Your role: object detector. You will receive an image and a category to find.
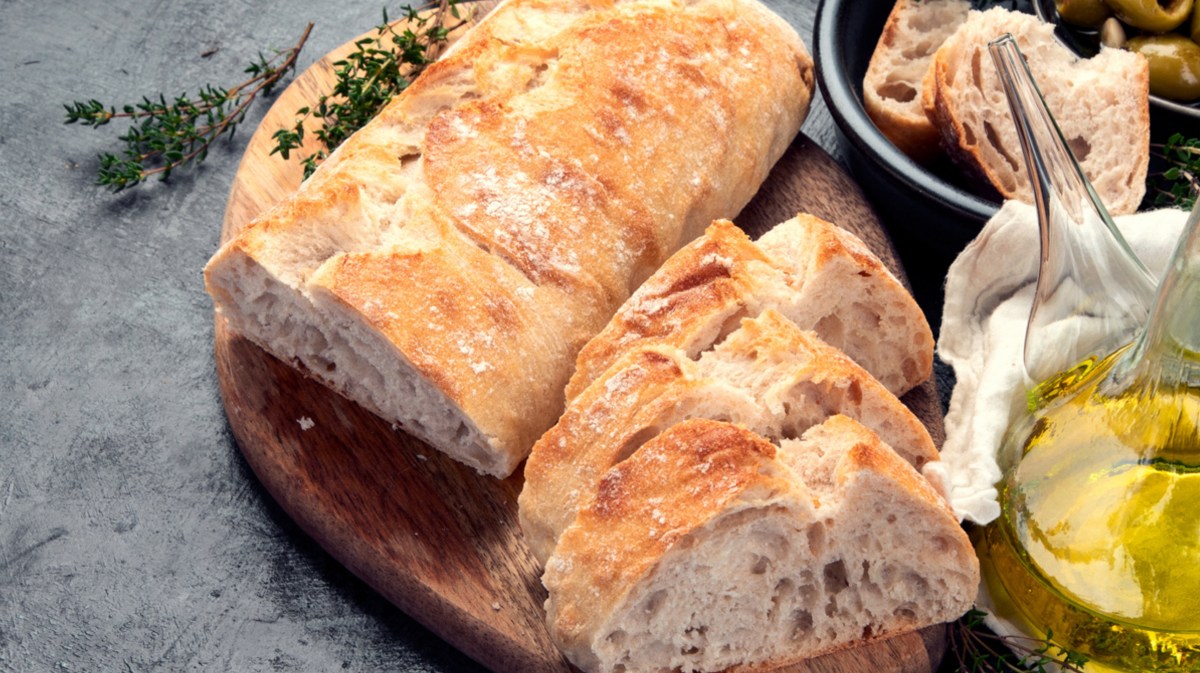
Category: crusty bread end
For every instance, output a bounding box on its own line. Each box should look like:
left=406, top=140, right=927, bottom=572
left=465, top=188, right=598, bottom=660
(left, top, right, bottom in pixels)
left=864, top=0, right=971, bottom=163
left=565, top=215, right=934, bottom=404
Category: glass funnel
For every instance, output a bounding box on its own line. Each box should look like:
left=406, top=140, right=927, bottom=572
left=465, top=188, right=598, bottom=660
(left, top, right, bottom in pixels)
left=988, top=35, right=1158, bottom=386
left=979, top=35, right=1200, bottom=672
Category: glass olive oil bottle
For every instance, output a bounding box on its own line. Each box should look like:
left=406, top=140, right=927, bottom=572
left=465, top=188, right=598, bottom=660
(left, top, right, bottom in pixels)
left=979, top=36, right=1200, bottom=672
left=982, top=341, right=1200, bottom=670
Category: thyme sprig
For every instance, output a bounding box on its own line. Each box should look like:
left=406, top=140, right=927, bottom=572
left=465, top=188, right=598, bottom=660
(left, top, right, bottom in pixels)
left=64, top=23, right=313, bottom=192
left=1150, top=133, right=1200, bottom=210
left=950, top=609, right=1090, bottom=673
left=270, top=0, right=469, bottom=179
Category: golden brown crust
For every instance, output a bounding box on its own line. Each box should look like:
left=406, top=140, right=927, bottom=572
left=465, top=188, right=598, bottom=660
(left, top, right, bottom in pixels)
left=563, top=219, right=763, bottom=401
left=543, top=415, right=978, bottom=673
left=565, top=214, right=934, bottom=403
left=308, top=220, right=590, bottom=462
left=521, top=308, right=939, bottom=565
left=545, top=419, right=797, bottom=649
left=521, top=346, right=705, bottom=560
left=204, top=0, right=814, bottom=475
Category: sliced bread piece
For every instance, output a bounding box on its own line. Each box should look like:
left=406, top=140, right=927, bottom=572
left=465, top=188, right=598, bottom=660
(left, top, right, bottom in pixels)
left=543, top=416, right=979, bottom=673
left=923, top=7, right=1149, bottom=214
left=520, top=309, right=938, bottom=565
left=564, top=215, right=933, bottom=403
left=863, top=0, right=971, bottom=162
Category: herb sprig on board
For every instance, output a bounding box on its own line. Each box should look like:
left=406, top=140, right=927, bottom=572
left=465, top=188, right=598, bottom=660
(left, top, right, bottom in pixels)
left=949, top=609, right=1089, bottom=673
left=1150, top=133, right=1200, bottom=210
left=63, top=23, right=314, bottom=192
left=270, top=0, right=470, bottom=179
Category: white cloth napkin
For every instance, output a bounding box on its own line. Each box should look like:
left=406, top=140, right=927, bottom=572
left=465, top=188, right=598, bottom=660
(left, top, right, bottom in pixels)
left=926, top=200, right=1189, bottom=525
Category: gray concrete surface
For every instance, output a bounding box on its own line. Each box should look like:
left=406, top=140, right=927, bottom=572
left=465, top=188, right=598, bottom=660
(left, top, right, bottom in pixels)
left=0, top=1, right=907, bottom=671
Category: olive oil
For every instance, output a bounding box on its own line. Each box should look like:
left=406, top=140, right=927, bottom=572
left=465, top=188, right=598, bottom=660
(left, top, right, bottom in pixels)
left=981, top=349, right=1200, bottom=672
left=983, top=35, right=1200, bottom=673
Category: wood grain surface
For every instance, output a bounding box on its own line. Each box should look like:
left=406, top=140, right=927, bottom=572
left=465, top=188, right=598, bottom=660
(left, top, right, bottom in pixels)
left=213, top=14, right=948, bottom=673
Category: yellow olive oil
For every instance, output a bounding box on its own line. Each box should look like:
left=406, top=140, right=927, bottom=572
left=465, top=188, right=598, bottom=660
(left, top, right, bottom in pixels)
left=981, top=349, right=1200, bottom=672
left=983, top=31, right=1200, bottom=672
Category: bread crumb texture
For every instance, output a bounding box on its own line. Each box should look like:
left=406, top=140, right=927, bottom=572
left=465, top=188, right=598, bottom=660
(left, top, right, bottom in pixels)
left=542, top=418, right=977, bottom=673
left=863, top=0, right=970, bottom=161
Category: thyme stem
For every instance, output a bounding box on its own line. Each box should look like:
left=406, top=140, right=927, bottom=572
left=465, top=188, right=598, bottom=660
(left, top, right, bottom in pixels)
left=270, top=1, right=469, bottom=179
left=949, top=609, right=1089, bottom=673
left=64, top=22, right=313, bottom=192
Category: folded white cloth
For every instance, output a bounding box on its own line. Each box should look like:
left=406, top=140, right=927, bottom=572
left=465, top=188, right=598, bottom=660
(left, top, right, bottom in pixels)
left=928, top=200, right=1188, bottom=525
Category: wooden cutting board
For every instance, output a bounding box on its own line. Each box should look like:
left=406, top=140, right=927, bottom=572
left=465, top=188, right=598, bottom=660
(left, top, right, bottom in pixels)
left=213, top=12, right=950, bottom=673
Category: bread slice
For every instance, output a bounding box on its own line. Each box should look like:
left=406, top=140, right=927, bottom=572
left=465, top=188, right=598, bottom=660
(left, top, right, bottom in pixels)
left=204, top=0, right=814, bottom=477
left=923, top=7, right=1149, bottom=214
left=863, top=0, right=970, bottom=162
left=520, top=310, right=938, bottom=565
left=565, top=215, right=934, bottom=403
left=543, top=416, right=979, bottom=673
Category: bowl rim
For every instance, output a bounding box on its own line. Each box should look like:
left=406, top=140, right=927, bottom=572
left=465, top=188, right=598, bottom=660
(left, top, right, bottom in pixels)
left=813, top=0, right=1000, bottom=224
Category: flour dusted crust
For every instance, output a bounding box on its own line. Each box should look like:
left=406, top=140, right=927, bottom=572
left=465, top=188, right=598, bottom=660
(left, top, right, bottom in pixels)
left=520, top=309, right=938, bottom=565
left=542, top=417, right=978, bottom=673
left=564, top=215, right=934, bottom=403
left=204, top=0, right=814, bottom=476
left=923, top=7, right=1149, bottom=214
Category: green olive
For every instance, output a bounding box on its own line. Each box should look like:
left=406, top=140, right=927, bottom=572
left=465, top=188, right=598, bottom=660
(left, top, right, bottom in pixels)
left=1126, top=34, right=1200, bottom=101
left=1057, top=0, right=1113, bottom=26
left=1104, top=0, right=1193, bottom=32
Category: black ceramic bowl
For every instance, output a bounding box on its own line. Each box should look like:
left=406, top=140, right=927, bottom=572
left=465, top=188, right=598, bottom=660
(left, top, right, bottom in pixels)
left=815, top=0, right=1195, bottom=317
left=813, top=0, right=1012, bottom=317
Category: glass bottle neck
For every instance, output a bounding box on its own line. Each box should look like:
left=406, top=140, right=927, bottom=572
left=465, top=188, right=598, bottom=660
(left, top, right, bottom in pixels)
left=1113, top=202, right=1200, bottom=390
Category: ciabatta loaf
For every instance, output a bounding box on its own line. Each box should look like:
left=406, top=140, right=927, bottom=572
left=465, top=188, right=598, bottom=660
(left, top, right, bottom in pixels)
left=543, top=416, right=978, bottom=673
left=863, top=0, right=970, bottom=162
left=923, top=7, right=1149, bottom=214
left=520, top=310, right=938, bottom=565
left=204, top=0, right=814, bottom=477
left=564, top=216, right=933, bottom=403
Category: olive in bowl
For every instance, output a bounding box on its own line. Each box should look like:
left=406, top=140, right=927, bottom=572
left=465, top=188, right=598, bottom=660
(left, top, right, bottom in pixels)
left=1126, top=34, right=1200, bottom=101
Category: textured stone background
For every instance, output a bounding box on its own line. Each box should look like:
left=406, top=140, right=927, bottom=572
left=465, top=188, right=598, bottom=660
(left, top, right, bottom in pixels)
left=0, top=1, right=947, bottom=672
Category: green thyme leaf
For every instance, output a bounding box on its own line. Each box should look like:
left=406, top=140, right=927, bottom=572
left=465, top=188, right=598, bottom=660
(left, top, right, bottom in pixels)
left=64, top=22, right=313, bottom=192
left=273, top=0, right=470, bottom=180
left=949, top=608, right=1089, bottom=673
left=1150, top=133, right=1200, bottom=210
